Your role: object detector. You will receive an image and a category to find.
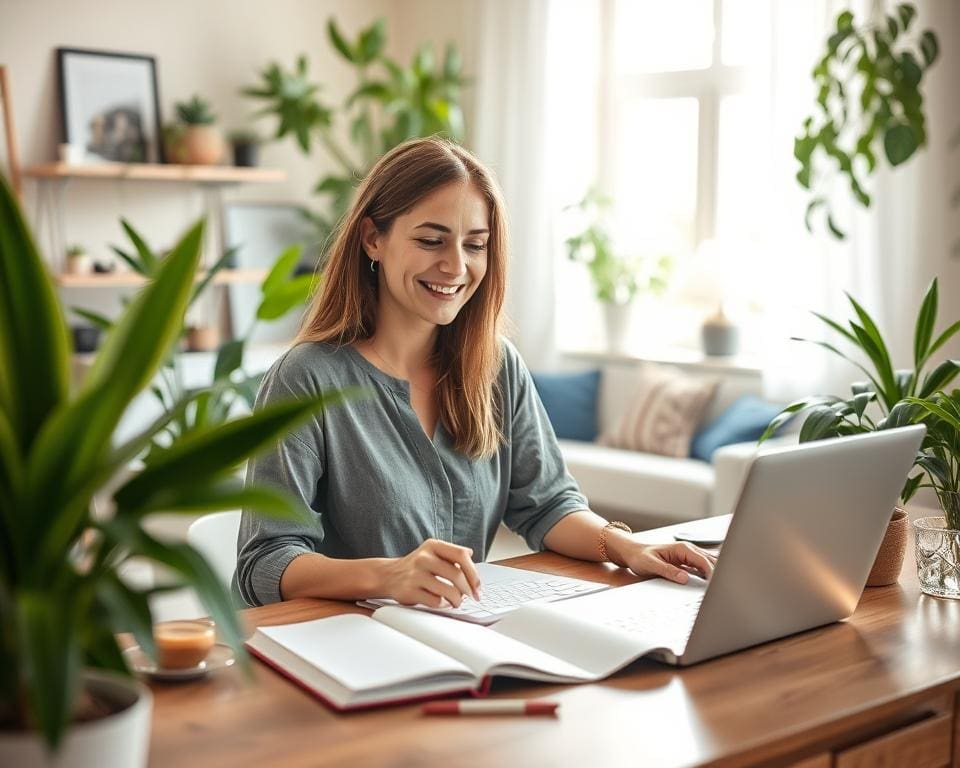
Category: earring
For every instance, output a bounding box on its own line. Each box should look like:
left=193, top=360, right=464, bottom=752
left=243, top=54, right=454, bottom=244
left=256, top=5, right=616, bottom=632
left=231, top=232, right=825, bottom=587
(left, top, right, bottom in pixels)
left=369, top=258, right=378, bottom=273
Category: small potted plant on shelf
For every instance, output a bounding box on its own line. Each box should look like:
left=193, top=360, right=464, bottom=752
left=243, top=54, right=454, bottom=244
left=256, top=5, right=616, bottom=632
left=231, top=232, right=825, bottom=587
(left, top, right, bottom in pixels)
left=171, top=94, right=224, bottom=165
left=760, top=279, right=960, bottom=585
left=564, top=187, right=672, bottom=353
left=227, top=129, right=262, bottom=167
left=65, top=243, right=93, bottom=275
left=902, top=390, right=960, bottom=598
left=0, top=172, right=346, bottom=767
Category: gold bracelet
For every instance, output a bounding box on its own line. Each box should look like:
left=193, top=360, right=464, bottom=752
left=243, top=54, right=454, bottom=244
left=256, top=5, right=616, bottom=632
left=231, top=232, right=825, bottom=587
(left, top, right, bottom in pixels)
left=598, top=521, right=632, bottom=566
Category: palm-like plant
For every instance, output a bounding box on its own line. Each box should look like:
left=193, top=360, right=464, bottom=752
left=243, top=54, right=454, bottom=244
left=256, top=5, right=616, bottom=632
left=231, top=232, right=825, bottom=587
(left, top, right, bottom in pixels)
left=761, top=279, right=960, bottom=503
left=903, top=390, right=960, bottom=530
left=0, top=173, right=353, bottom=750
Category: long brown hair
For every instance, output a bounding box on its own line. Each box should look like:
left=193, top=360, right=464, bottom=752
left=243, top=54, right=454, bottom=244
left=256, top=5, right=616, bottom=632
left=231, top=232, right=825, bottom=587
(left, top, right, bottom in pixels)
left=296, top=137, right=508, bottom=459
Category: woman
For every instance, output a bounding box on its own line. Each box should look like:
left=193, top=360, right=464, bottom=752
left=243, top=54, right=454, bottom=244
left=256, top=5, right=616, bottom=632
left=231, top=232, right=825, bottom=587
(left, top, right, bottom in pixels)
left=235, top=137, right=716, bottom=608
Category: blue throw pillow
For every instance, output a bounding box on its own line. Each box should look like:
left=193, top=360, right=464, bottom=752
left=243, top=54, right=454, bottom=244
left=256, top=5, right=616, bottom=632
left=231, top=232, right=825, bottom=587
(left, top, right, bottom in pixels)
left=690, top=395, right=785, bottom=462
left=531, top=369, right=601, bottom=442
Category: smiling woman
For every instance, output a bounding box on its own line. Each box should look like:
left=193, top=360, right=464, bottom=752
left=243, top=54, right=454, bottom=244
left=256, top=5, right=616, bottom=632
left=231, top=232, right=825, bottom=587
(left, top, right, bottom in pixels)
left=234, top=137, right=717, bottom=610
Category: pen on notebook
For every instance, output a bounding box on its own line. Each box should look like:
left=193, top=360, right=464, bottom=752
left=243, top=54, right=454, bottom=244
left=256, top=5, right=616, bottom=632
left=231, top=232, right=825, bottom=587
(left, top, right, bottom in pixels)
left=422, top=700, right=559, bottom=716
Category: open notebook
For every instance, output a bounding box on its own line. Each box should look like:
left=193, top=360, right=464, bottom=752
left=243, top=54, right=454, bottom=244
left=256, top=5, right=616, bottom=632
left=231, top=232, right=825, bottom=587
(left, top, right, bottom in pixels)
left=245, top=579, right=705, bottom=711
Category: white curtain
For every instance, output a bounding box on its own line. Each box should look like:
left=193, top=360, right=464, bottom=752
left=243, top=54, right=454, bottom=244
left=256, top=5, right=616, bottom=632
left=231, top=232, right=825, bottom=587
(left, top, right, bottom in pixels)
left=760, top=0, right=960, bottom=401
left=470, top=0, right=558, bottom=370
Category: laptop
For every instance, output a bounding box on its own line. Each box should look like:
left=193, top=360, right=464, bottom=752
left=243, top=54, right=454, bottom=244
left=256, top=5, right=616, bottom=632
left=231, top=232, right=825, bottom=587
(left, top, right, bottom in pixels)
left=535, top=425, right=925, bottom=666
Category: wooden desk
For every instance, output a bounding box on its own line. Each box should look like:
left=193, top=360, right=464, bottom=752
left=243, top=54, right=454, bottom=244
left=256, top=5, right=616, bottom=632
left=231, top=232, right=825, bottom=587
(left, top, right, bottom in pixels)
left=145, top=519, right=960, bottom=767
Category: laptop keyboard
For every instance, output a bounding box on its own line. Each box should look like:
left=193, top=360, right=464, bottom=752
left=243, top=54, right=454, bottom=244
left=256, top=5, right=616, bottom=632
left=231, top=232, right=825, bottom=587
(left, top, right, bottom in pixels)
left=445, top=577, right=604, bottom=622
left=603, top=593, right=704, bottom=647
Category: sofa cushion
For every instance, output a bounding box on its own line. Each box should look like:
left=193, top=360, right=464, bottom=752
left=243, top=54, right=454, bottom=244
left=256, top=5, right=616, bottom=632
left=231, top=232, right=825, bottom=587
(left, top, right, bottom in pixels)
left=599, top=363, right=718, bottom=458
left=560, top=439, right=714, bottom=524
left=532, top=369, right=601, bottom=441
left=690, top=395, right=785, bottom=462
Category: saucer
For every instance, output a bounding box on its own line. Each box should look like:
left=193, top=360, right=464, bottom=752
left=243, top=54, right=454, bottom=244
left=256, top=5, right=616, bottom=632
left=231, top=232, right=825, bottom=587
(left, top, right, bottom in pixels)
left=123, top=643, right=235, bottom=681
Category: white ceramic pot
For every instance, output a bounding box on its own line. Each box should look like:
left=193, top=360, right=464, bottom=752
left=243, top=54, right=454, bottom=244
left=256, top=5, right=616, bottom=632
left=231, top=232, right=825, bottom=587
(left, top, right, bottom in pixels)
left=0, top=669, right=153, bottom=768
left=603, top=302, right=633, bottom=353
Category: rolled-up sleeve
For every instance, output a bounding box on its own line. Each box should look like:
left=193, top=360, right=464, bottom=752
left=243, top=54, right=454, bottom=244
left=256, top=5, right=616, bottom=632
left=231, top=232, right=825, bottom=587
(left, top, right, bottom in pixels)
left=235, top=356, right=326, bottom=607
left=500, top=345, right=589, bottom=551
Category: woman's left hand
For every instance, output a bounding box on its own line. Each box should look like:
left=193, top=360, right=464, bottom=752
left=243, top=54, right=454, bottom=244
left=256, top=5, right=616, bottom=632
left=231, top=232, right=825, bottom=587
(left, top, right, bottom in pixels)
left=611, top=540, right=718, bottom=584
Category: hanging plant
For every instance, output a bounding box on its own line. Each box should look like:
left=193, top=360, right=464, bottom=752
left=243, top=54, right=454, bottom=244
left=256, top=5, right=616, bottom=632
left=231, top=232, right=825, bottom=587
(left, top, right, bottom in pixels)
left=796, top=3, right=939, bottom=239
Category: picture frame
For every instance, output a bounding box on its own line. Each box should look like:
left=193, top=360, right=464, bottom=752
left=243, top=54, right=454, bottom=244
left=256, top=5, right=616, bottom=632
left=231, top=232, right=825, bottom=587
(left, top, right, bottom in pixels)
left=57, top=47, right=163, bottom=164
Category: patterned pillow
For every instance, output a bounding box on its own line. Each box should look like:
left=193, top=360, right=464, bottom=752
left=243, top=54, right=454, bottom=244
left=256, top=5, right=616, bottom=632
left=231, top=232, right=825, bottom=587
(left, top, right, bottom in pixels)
left=600, top=364, right=719, bottom=457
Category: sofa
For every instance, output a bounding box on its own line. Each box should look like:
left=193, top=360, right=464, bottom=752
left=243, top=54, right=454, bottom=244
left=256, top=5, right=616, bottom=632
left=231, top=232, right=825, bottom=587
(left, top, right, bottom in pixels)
left=550, top=356, right=792, bottom=531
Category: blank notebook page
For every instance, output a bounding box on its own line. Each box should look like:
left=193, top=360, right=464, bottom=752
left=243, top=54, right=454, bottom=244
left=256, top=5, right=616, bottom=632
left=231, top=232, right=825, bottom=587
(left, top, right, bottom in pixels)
left=258, top=615, right=471, bottom=691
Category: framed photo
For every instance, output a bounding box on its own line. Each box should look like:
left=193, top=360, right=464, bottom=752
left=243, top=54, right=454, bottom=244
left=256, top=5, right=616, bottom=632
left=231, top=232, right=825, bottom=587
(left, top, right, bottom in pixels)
left=57, top=47, right=163, bottom=164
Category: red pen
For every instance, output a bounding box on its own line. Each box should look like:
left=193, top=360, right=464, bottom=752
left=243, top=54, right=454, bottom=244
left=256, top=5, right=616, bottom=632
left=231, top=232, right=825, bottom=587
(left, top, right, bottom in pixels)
left=422, top=699, right=559, bottom=716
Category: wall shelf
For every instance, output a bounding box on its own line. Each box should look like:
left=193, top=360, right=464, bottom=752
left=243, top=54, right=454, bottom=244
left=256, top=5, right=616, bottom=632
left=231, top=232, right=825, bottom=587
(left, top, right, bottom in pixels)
left=56, top=268, right=267, bottom=288
left=24, top=162, right=286, bottom=185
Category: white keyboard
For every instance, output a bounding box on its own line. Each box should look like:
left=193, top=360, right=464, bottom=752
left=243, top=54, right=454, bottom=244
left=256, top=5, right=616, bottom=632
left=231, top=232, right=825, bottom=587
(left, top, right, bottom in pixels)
left=360, top=562, right=610, bottom=625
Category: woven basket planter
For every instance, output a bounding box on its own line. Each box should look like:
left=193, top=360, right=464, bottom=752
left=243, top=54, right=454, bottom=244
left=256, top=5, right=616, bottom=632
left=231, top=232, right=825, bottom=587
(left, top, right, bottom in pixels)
left=865, top=507, right=908, bottom=587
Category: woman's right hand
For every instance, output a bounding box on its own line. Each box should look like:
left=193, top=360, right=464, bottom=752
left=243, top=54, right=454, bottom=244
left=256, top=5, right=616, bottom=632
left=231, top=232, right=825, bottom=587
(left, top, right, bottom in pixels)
left=381, top=539, right=482, bottom=608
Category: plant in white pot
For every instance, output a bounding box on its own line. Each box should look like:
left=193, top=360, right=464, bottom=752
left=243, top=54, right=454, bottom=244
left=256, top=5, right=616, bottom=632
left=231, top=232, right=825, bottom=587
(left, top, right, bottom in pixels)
left=903, top=390, right=960, bottom=598
left=0, top=173, right=347, bottom=766
left=564, top=188, right=671, bottom=353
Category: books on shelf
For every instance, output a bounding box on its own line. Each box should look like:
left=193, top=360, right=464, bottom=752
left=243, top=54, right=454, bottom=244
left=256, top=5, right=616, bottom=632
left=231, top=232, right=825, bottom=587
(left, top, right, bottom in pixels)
left=245, top=580, right=703, bottom=711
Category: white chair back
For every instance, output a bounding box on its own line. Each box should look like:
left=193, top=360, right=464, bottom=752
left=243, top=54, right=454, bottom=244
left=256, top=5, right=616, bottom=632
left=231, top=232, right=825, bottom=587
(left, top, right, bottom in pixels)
left=186, top=511, right=242, bottom=588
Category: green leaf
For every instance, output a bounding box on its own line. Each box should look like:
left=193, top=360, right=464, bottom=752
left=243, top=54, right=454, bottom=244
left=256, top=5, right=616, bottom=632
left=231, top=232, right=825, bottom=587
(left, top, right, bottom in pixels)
left=901, top=473, right=923, bottom=503
left=926, top=320, right=960, bottom=360
left=882, top=400, right=923, bottom=429
left=191, top=245, right=240, bottom=305
left=900, top=51, right=922, bottom=88
left=759, top=396, right=838, bottom=443
left=920, top=30, right=939, bottom=67
left=71, top=307, right=114, bottom=332
left=811, top=310, right=859, bottom=346
left=443, top=44, right=462, bottom=80
left=913, top=278, right=938, bottom=368
left=214, top=339, right=245, bottom=382
left=95, top=574, right=156, bottom=660
left=25, top=222, right=204, bottom=562
left=0, top=173, right=71, bottom=455
left=262, top=244, right=303, bottom=295
left=257, top=275, right=314, bottom=321
left=110, top=245, right=146, bottom=275
left=113, top=389, right=362, bottom=511
left=905, top=396, right=960, bottom=433
left=851, top=391, right=876, bottom=419
left=804, top=198, right=825, bottom=232
left=346, top=81, right=392, bottom=108
left=896, top=3, right=916, bottom=31
left=826, top=213, right=846, bottom=240
left=799, top=405, right=843, bottom=442
left=327, top=18, right=355, bottom=62
left=846, top=295, right=897, bottom=403
left=837, top=10, right=854, bottom=30
left=884, top=123, right=919, bottom=166
left=357, top=18, right=387, bottom=64
left=17, top=591, right=80, bottom=749
left=918, top=360, right=960, bottom=398
left=120, top=219, right=157, bottom=274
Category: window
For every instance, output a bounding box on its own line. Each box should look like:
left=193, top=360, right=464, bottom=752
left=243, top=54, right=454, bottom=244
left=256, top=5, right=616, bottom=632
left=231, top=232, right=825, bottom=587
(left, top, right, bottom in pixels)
left=554, top=0, right=773, bottom=352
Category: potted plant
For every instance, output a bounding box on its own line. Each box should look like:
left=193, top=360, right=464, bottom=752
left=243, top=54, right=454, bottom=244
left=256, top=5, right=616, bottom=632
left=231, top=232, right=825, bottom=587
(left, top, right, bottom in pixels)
left=761, top=279, right=960, bottom=585
left=0, top=172, right=347, bottom=766
left=65, top=243, right=92, bottom=275
left=903, top=390, right=960, bottom=598
left=796, top=4, right=939, bottom=239
left=227, top=129, right=262, bottom=167
left=564, top=187, right=671, bottom=352
left=173, top=95, right=224, bottom=165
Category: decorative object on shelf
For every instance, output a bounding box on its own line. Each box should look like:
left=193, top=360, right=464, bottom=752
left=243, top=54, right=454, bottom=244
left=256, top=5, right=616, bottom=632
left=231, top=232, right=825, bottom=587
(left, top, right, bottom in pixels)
left=0, top=65, right=23, bottom=198
left=64, top=243, right=93, bottom=275
left=56, top=48, right=163, bottom=164
left=242, top=17, right=470, bottom=251
left=57, top=142, right=85, bottom=164
left=184, top=325, right=220, bottom=352
left=228, top=129, right=261, bottom=167
left=564, top=187, right=672, bottom=353
left=701, top=308, right=739, bottom=357
left=69, top=323, right=100, bottom=353
left=761, top=279, right=960, bottom=585
left=680, top=239, right=741, bottom=358
left=0, top=171, right=346, bottom=765
left=171, top=94, right=224, bottom=165
left=796, top=4, right=939, bottom=239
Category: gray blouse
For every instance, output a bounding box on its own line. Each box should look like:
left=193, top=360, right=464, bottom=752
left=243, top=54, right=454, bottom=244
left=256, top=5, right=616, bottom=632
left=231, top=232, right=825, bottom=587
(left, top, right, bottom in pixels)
left=234, top=339, right=589, bottom=606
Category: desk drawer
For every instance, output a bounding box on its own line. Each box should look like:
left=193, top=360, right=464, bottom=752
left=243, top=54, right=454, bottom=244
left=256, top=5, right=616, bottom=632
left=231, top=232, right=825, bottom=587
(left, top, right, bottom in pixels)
left=834, top=712, right=952, bottom=768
